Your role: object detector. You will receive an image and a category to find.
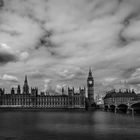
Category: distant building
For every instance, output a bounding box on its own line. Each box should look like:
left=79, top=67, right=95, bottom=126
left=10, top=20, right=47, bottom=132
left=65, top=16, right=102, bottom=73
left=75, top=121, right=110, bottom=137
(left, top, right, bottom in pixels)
left=0, top=70, right=95, bottom=109
left=103, top=89, right=140, bottom=114
left=103, top=89, right=137, bottom=109
left=0, top=76, right=87, bottom=109
left=95, top=94, right=104, bottom=105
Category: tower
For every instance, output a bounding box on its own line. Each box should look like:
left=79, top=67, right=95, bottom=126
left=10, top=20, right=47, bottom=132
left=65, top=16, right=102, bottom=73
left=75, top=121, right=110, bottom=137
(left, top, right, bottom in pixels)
left=11, top=87, right=15, bottom=95
left=31, top=87, right=38, bottom=96
left=23, top=75, right=29, bottom=94
left=87, top=68, right=94, bottom=105
left=17, top=85, right=21, bottom=94
left=68, top=87, right=74, bottom=108
left=62, top=87, right=64, bottom=95
left=79, top=87, right=85, bottom=97
left=68, top=87, right=74, bottom=96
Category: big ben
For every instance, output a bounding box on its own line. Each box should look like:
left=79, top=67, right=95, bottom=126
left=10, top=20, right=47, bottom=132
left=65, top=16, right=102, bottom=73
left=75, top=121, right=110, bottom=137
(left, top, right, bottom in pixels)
left=87, top=68, right=94, bottom=105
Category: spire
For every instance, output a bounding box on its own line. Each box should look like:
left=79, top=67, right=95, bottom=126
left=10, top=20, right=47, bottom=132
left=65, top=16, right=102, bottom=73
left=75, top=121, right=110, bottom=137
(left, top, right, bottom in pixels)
left=62, top=87, right=64, bottom=95
left=88, top=67, right=92, bottom=77
left=17, top=85, right=21, bottom=94
left=23, top=75, right=29, bottom=94
left=25, top=75, right=28, bottom=84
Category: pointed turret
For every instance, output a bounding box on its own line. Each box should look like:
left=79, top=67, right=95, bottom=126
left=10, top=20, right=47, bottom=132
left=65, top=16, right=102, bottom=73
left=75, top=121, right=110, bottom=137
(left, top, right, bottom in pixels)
left=62, top=87, right=64, bottom=95
left=17, top=85, right=21, bottom=94
left=88, top=67, right=92, bottom=77
left=25, top=75, right=28, bottom=84
left=23, top=75, right=29, bottom=94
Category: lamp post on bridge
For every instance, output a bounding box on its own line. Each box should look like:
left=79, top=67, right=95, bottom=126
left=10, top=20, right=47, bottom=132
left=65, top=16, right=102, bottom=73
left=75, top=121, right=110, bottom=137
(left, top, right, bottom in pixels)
left=127, top=102, right=134, bottom=116
left=113, top=100, right=117, bottom=114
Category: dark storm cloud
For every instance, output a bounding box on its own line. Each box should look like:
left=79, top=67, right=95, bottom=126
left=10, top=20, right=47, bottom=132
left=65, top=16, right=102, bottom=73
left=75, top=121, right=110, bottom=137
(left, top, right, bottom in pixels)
left=0, top=52, right=17, bottom=64
left=118, top=0, right=124, bottom=4
left=118, top=13, right=140, bottom=47
left=0, top=29, right=21, bottom=36
left=0, top=0, right=4, bottom=8
left=118, top=28, right=129, bottom=47
left=36, top=30, right=53, bottom=48
left=35, top=30, right=60, bottom=57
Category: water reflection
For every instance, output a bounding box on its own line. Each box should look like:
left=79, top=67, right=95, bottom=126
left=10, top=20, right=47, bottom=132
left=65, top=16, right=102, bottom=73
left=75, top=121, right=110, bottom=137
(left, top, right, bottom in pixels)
left=0, top=111, right=140, bottom=140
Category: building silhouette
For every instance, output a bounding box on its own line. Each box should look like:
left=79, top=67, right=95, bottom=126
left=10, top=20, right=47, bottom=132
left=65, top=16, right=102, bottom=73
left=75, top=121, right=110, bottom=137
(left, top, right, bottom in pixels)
left=0, top=70, right=95, bottom=109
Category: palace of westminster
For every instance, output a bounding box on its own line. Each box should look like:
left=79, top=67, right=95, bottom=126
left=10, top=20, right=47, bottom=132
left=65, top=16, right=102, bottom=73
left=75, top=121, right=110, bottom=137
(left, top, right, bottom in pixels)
left=0, top=70, right=94, bottom=109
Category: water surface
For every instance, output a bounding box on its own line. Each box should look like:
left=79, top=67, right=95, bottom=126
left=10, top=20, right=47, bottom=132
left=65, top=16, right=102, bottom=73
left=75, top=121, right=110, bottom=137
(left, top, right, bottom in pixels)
left=0, top=111, right=140, bottom=140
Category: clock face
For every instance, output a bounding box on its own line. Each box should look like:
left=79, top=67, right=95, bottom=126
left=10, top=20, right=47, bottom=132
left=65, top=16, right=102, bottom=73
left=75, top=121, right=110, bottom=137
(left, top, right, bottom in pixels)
left=89, top=80, right=92, bottom=84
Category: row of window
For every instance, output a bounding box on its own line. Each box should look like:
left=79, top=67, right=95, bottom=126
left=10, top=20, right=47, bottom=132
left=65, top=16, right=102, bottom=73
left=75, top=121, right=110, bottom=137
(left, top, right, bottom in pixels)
left=0, top=105, right=85, bottom=108
left=0, top=98, right=85, bottom=106
left=104, top=97, right=134, bottom=105
left=0, top=98, right=84, bottom=103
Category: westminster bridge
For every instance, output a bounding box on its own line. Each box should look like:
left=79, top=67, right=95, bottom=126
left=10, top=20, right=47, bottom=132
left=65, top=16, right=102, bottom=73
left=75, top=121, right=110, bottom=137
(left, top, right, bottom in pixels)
left=103, top=89, right=140, bottom=114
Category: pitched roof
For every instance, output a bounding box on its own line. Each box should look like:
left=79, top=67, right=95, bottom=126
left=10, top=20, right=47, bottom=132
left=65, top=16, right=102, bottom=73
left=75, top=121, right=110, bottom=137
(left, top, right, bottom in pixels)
left=104, top=90, right=137, bottom=99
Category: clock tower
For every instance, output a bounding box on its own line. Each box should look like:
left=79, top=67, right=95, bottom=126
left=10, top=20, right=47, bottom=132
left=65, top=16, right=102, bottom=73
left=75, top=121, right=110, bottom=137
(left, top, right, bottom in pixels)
left=87, top=68, right=94, bottom=104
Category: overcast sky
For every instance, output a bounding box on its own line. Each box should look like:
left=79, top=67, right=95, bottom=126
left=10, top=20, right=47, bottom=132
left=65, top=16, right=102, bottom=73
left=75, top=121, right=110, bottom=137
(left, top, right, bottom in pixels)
left=1, top=0, right=140, bottom=95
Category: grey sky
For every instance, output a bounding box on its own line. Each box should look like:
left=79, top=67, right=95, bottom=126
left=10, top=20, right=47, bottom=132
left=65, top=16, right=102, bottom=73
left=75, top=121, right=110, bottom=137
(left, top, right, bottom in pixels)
left=0, top=0, right=140, bottom=95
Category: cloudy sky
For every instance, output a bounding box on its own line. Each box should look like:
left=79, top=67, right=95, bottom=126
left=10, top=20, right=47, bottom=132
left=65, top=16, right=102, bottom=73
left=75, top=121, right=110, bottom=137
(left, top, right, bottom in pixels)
left=1, top=0, right=140, bottom=95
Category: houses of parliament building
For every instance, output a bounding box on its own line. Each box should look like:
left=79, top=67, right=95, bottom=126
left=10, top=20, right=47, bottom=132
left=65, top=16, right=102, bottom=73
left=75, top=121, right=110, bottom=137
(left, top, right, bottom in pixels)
left=0, top=70, right=94, bottom=109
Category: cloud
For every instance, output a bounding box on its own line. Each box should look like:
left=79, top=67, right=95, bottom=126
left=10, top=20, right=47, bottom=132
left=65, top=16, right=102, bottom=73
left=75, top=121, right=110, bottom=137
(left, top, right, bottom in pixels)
left=19, top=52, right=29, bottom=60
left=127, top=78, right=140, bottom=85
left=0, top=43, right=18, bottom=64
left=29, top=70, right=47, bottom=79
left=1, top=0, right=140, bottom=94
left=1, top=74, right=18, bottom=82
left=0, top=52, right=17, bottom=64
left=0, top=0, right=3, bottom=8
left=126, top=68, right=140, bottom=85
left=44, top=79, right=51, bottom=91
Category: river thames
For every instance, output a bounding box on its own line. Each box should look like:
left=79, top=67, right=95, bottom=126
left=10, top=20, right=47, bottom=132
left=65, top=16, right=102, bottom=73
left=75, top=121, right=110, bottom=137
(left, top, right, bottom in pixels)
left=0, top=111, right=140, bottom=140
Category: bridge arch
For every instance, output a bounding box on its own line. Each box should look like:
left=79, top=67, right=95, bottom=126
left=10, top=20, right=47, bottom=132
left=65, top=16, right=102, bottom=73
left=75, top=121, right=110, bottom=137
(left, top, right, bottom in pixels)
left=131, top=102, right=140, bottom=107
left=104, top=105, right=108, bottom=111
left=117, top=104, right=128, bottom=113
left=109, top=105, right=115, bottom=112
left=131, top=102, right=140, bottom=114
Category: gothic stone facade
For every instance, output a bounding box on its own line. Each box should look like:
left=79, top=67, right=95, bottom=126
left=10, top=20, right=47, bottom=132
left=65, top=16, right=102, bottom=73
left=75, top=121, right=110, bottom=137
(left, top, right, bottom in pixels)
left=0, top=70, right=94, bottom=109
left=104, top=89, right=137, bottom=107
left=0, top=77, right=85, bottom=109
